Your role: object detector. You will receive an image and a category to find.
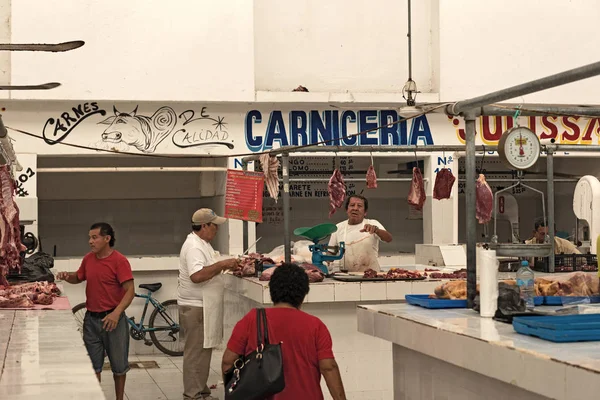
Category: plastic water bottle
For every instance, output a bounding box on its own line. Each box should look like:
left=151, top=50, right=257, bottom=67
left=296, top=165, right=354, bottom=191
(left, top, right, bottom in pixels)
left=516, top=260, right=535, bottom=310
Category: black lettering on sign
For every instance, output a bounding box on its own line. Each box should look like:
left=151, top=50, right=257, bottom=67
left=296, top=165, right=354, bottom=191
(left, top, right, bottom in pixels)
left=43, top=102, right=104, bottom=145
left=172, top=109, right=233, bottom=149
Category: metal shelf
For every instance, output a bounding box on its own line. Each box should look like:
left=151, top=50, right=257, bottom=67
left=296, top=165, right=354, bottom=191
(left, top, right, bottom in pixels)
left=488, top=243, right=553, bottom=258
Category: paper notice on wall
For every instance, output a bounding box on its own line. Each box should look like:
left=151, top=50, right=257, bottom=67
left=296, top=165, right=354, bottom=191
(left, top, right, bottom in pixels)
left=225, top=169, right=265, bottom=223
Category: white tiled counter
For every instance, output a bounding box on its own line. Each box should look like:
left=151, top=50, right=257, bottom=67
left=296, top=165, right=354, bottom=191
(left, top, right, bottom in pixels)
left=357, top=303, right=600, bottom=400
left=0, top=310, right=105, bottom=400
left=223, top=274, right=446, bottom=400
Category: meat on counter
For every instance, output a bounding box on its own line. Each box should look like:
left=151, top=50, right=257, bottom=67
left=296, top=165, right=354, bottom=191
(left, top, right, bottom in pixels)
left=259, top=263, right=324, bottom=283
left=0, top=281, right=60, bottom=308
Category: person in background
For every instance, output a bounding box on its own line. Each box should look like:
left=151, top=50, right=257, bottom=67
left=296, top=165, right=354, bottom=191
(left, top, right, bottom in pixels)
left=57, top=222, right=134, bottom=400
left=178, top=208, right=239, bottom=400
left=223, top=263, right=347, bottom=400
left=327, top=194, right=393, bottom=272
left=525, top=218, right=581, bottom=254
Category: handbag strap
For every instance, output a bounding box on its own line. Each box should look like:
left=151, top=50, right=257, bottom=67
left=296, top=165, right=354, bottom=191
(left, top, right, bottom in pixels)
left=255, top=308, right=270, bottom=346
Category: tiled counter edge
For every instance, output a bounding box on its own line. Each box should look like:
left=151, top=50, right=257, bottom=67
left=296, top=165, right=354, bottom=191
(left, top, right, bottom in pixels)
left=223, top=274, right=442, bottom=304
left=356, top=305, right=600, bottom=400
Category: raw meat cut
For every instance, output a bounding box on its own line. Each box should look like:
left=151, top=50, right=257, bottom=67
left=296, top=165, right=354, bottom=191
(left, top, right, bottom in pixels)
left=328, top=169, right=346, bottom=218
left=300, top=263, right=325, bottom=283
left=407, top=167, right=426, bottom=211
left=0, top=281, right=60, bottom=298
left=433, top=168, right=456, bottom=200
left=258, top=263, right=325, bottom=283
left=259, top=266, right=276, bottom=281
left=366, top=165, right=377, bottom=189
left=0, top=281, right=60, bottom=308
left=476, top=174, right=493, bottom=224
left=0, top=165, right=24, bottom=285
left=0, top=294, right=34, bottom=308
left=233, top=253, right=276, bottom=278
left=260, top=154, right=280, bottom=203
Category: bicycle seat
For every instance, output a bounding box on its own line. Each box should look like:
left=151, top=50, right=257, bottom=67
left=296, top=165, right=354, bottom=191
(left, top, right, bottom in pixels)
left=139, top=283, right=162, bottom=292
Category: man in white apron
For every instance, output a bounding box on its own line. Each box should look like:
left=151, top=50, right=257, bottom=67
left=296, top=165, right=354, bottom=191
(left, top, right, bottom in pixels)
left=177, top=208, right=239, bottom=400
left=327, top=195, right=393, bottom=272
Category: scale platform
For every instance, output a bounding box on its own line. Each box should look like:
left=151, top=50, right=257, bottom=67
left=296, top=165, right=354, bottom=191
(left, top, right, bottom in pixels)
left=488, top=243, right=553, bottom=257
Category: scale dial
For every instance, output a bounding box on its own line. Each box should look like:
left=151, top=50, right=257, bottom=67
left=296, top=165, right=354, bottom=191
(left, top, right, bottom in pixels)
left=498, top=126, right=541, bottom=170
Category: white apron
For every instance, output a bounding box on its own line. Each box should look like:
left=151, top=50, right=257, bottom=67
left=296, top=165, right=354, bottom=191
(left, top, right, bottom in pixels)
left=202, top=273, right=225, bottom=349
left=342, top=220, right=381, bottom=272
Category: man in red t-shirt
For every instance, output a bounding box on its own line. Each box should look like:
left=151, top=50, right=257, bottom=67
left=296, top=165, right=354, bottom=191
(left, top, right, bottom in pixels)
left=57, top=222, right=134, bottom=400
left=222, top=263, right=347, bottom=400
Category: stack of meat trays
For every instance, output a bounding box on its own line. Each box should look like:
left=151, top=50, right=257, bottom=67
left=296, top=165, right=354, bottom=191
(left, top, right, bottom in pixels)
left=513, top=314, right=600, bottom=342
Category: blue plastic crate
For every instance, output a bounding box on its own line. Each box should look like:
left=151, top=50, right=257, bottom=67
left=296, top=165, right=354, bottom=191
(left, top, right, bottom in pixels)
left=544, top=296, right=600, bottom=306
left=513, top=314, right=600, bottom=342
left=405, top=295, right=467, bottom=309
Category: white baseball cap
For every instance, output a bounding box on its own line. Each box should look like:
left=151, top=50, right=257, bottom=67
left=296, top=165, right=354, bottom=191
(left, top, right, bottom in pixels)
left=192, top=208, right=227, bottom=225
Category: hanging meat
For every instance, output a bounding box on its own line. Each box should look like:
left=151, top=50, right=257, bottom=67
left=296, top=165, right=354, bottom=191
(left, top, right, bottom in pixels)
left=366, top=165, right=377, bottom=189
left=259, top=154, right=280, bottom=203
left=476, top=174, right=493, bottom=224
left=433, top=168, right=456, bottom=200
left=0, top=165, right=24, bottom=287
left=328, top=169, right=346, bottom=218
left=407, top=167, right=426, bottom=211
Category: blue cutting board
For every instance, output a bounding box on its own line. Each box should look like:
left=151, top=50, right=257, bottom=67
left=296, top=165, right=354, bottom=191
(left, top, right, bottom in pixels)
left=405, top=295, right=467, bottom=309
left=405, top=295, right=543, bottom=309
left=544, top=296, right=600, bottom=305
left=513, top=314, right=600, bottom=342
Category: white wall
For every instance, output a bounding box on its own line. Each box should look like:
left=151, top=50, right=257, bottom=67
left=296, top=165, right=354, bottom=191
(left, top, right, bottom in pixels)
left=4, top=1, right=599, bottom=102
left=9, top=0, right=255, bottom=101
left=439, top=0, right=600, bottom=103
left=254, top=0, right=435, bottom=94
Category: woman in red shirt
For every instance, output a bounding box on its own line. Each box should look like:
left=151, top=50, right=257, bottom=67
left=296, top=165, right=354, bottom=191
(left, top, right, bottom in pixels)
left=222, top=263, right=346, bottom=400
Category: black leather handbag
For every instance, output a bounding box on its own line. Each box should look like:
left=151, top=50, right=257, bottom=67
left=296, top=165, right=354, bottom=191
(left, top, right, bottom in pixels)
left=224, top=308, right=285, bottom=400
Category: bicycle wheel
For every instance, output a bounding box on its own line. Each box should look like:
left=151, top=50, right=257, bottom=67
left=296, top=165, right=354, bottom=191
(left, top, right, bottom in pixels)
left=149, top=299, right=183, bottom=356
left=72, top=302, right=87, bottom=337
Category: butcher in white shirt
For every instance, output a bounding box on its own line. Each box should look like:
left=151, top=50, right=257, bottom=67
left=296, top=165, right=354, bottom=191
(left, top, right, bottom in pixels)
left=178, top=208, right=239, bottom=400
left=327, top=195, right=393, bottom=272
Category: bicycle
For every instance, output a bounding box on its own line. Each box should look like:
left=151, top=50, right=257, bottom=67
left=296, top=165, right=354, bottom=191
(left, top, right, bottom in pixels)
left=72, top=282, right=183, bottom=356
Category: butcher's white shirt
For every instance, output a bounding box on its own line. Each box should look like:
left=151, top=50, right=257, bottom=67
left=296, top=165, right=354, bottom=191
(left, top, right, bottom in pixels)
left=177, top=232, right=216, bottom=307
left=327, top=219, right=385, bottom=269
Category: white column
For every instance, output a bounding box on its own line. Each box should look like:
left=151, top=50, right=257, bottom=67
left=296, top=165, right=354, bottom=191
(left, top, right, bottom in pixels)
left=422, top=153, right=458, bottom=244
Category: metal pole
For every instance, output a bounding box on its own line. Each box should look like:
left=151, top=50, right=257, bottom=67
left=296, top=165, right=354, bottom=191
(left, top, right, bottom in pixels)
left=448, top=60, right=600, bottom=115
left=457, top=178, right=579, bottom=183
left=547, top=149, right=555, bottom=272
left=241, top=145, right=499, bottom=163
left=36, top=167, right=229, bottom=173
left=481, top=104, right=600, bottom=117
left=242, top=162, right=249, bottom=254
left=282, top=153, right=292, bottom=263
left=287, top=177, right=428, bottom=183
left=464, top=111, right=478, bottom=309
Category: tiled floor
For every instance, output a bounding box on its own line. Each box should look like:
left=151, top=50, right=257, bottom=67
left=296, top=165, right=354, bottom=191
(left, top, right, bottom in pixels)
left=100, top=351, right=225, bottom=400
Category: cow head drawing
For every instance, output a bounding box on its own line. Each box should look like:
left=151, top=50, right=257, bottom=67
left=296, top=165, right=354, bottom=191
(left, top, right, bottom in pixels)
left=98, top=106, right=177, bottom=153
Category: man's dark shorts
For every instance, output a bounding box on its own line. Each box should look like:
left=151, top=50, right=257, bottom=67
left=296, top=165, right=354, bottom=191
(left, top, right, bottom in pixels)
left=83, top=311, right=130, bottom=375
